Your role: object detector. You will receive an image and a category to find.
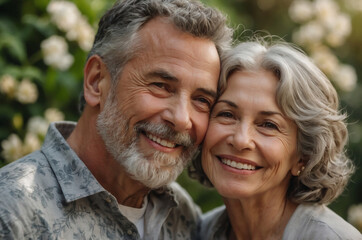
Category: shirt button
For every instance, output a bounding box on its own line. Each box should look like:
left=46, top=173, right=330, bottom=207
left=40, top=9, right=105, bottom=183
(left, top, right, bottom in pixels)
left=127, top=230, right=133, bottom=235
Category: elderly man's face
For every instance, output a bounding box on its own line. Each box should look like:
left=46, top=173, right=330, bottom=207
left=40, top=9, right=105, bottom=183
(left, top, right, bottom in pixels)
left=97, top=17, right=220, bottom=188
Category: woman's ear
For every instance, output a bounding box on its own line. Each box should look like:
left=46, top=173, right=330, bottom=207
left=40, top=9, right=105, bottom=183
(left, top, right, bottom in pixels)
left=291, top=158, right=306, bottom=177
left=83, top=55, right=110, bottom=108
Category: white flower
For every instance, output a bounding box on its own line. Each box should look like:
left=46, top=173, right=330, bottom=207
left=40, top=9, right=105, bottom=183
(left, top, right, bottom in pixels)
left=45, top=108, right=65, bottom=122
left=41, top=35, right=67, bottom=57
left=22, top=132, right=41, bottom=155
left=47, top=0, right=95, bottom=51
left=289, top=0, right=314, bottom=23
left=345, top=0, right=362, bottom=12
left=314, top=0, right=339, bottom=25
left=15, top=78, right=38, bottom=104
left=292, top=21, right=325, bottom=46
left=310, top=46, right=339, bottom=75
left=348, top=204, right=362, bottom=232
left=41, top=35, right=74, bottom=70
left=0, top=74, right=18, bottom=98
left=1, top=134, right=23, bottom=162
left=332, top=64, right=357, bottom=92
left=325, top=13, right=351, bottom=47
left=55, top=53, right=74, bottom=71
left=47, top=1, right=80, bottom=33
left=66, top=18, right=95, bottom=51
left=27, top=116, right=49, bottom=137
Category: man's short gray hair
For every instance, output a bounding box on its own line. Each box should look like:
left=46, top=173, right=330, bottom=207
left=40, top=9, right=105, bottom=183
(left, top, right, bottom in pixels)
left=189, top=39, right=354, bottom=204
left=79, top=0, right=233, bottom=111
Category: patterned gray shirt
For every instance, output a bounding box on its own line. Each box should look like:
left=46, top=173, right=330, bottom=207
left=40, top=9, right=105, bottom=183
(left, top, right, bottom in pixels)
left=0, top=122, right=201, bottom=240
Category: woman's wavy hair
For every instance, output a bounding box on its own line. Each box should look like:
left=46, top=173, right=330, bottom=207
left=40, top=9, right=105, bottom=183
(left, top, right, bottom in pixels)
left=189, top=38, right=355, bottom=204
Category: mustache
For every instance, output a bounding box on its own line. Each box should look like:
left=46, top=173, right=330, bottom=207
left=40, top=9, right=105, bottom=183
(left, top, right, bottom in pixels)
left=135, top=122, right=195, bottom=147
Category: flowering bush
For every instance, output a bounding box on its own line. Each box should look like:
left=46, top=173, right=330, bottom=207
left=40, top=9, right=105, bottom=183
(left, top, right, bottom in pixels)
left=0, top=0, right=110, bottom=166
left=289, top=0, right=357, bottom=91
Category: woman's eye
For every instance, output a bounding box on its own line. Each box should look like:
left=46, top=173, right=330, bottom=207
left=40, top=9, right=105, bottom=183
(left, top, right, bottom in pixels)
left=261, top=121, right=278, bottom=130
left=216, top=111, right=234, bottom=118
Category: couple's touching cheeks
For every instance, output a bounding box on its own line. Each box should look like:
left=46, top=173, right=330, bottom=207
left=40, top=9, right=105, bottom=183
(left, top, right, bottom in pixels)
left=69, top=17, right=222, bottom=206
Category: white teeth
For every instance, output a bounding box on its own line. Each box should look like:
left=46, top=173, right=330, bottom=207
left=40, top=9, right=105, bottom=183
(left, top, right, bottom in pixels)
left=221, top=158, right=256, bottom=170
left=146, top=133, right=176, bottom=148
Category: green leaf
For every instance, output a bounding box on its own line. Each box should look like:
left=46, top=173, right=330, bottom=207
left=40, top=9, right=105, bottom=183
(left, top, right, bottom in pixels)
left=21, top=66, right=42, bottom=82
left=22, top=14, right=56, bottom=36
left=0, top=0, right=10, bottom=6
left=0, top=33, right=26, bottom=62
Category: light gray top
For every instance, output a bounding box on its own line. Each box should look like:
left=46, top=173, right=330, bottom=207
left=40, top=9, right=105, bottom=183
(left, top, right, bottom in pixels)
left=199, top=204, right=361, bottom=240
left=0, top=122, right=201, bottom=240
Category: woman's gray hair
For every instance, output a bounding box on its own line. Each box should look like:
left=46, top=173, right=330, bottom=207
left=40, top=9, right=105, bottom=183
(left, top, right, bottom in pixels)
left=190, top=39, right=355, bottom=204
left=79, top=0, right=233, bottom=111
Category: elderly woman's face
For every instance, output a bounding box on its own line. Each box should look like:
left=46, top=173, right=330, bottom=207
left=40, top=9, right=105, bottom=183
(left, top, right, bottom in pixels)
left=202, top=70, right=301, bottom=200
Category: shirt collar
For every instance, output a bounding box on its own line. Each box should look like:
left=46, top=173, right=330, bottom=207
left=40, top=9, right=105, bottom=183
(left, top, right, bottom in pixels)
left=41, top=122, right=180, bottom=207
left=41, top=121, right=105, bottom=203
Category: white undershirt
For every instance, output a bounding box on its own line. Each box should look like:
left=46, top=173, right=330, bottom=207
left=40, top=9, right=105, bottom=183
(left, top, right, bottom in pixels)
left=118, top=196, right=148, bottom=238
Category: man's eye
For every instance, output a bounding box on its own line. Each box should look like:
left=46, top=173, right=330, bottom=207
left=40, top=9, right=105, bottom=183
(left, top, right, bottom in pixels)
left=151, top=82, right=166, bottom=89
left=197, top=97, right=211, bottom=106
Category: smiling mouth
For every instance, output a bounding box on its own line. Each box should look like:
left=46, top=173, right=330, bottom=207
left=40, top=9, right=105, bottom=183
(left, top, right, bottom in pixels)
left=145, top=132, right=177, bottom=148
left=219, top=157, right=260, bottom=171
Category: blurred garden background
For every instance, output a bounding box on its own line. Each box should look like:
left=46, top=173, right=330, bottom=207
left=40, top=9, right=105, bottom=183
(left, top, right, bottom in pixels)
left=0, top=0, right=361, bottom=232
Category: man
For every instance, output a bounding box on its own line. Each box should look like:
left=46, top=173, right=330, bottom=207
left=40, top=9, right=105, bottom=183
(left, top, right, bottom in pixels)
left=0, top=0, right=232, bottom=239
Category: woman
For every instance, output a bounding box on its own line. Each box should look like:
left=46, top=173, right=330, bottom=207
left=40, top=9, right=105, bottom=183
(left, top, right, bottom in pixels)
left=190, top=40, right=362, bottom=239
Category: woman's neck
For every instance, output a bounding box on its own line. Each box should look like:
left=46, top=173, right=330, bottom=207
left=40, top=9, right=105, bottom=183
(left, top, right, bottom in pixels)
left=224, top=196, right=298, bottom=240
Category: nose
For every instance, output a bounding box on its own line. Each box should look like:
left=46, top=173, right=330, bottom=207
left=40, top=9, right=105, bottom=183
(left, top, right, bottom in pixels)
left=162, top=97, right=192, bottom=133
left=227, top=123, right=255, bottom=151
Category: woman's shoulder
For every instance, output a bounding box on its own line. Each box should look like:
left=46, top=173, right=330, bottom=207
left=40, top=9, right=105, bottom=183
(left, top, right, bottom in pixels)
left=198, top=205, right=229, bottom=240
left=283, top=204, right=362, bottom=240
left=201, top=205, right=226, bottom=223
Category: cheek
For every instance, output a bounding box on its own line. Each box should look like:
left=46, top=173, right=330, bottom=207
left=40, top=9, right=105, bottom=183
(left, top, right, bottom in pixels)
left=262, top=138, right=298, bottom=173
left=201, top=125, right=223, bottom=179
left=193, top=114, right=210, bottom=144
left=201, top=146, right=215, bottom=181
left=121, top=93, right=167, bottom=119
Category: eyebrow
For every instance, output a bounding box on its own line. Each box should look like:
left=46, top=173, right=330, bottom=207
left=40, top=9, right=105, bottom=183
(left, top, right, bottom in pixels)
left=146, top=70, right=178, bottom=82
left=147, top=69, right=217, bottom=99
left=260, top=111, right=284, bottom=117
left=216, top=99, right=238, bottom=108
left=216, top=100, right=285, bottom=117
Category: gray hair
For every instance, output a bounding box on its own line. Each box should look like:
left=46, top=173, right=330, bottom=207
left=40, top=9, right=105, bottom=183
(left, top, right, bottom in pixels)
left=189, top=39, right=354, bottom=204
left=79, top=0, right=233, bottom=111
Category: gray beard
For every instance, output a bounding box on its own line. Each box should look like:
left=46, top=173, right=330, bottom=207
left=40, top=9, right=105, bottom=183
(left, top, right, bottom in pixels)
left=96, top=93, right=198, bottom=189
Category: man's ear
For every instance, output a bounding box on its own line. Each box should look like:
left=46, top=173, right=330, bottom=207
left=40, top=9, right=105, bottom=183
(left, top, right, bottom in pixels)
left=83, top=55, right=110, bottom=107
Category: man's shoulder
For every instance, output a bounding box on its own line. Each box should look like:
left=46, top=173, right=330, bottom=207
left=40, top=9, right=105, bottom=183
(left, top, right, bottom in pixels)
left=0, top=151, right=50, bottom=187
left=0, top=151, right=56, bottom=210
left=163, top=182, right=201, bottom=218
left=168, top=182, right=194, bottom=203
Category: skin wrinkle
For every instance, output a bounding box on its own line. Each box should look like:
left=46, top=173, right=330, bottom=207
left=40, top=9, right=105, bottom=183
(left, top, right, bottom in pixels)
left=87, top=18, right=220, bottom=207
left=202, top=69, right=301, bottom=239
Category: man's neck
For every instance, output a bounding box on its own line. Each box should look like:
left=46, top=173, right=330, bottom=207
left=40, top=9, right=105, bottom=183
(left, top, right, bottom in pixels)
left=66, top=111, right=149, bottom=208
